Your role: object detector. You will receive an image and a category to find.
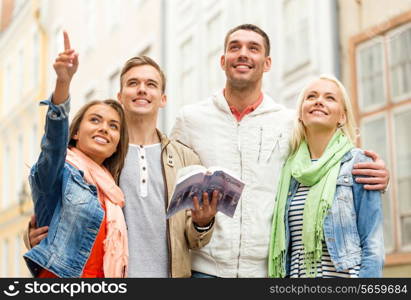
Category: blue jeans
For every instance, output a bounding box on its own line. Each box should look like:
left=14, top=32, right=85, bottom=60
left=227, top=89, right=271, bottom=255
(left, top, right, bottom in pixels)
left=191, top=271, right=218, bottom=278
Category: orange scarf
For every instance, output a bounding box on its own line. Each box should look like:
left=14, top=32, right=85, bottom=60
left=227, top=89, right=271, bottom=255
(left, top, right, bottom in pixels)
left=66, top=147, right=128, bottom=278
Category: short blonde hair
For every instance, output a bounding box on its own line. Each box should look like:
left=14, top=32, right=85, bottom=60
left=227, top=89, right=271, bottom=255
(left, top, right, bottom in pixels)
left=290, top=74, right=357, bottom=154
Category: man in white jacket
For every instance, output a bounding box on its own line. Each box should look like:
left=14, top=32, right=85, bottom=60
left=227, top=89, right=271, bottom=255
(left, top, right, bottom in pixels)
left=170, top=24, right=389, bottom=277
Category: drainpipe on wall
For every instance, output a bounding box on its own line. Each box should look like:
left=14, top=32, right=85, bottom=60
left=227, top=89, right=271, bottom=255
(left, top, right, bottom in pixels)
left=331, top=0, right=341, bottom=79
left=160, top=0, right=167, bottom=132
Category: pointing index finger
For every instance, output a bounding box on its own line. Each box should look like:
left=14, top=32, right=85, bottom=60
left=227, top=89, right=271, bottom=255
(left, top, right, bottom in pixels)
left=63, top=30, right=71, bottom=51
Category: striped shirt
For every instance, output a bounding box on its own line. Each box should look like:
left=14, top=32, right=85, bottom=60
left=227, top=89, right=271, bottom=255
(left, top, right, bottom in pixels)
left=288, top=184, right=360, bottom=278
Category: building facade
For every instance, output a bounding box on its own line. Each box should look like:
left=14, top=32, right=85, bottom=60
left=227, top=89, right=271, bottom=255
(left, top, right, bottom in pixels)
left=0, top=0, right=46, bottom=277
left=163, top=0, right=340, bottom=131
left=0, top=0, right=409, bottom=278
left=0, top=0, right=163, bottom=277
left=38, top=0, right=164, bottom=121
left=339, top=0, right=411, bottom=276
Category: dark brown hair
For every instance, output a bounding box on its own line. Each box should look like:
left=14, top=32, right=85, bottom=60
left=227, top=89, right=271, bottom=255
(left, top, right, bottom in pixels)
left=68, top=99, right=129, bottom=182
left=119, top=55, right=166, bottom=93
left=224, top=24, right=271, bottom=56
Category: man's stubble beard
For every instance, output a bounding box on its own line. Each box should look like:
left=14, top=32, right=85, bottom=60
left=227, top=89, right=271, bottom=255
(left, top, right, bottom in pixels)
left=227, top=75, right=260, bottom=92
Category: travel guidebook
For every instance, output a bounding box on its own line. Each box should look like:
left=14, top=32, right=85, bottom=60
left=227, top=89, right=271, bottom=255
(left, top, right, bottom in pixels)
left=166, top=165, right=245, bottom=218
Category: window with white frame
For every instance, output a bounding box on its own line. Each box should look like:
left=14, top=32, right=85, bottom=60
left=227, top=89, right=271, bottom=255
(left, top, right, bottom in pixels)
left=30, top=124, right=38, bottom=166
left=32, top=31, right=40, bottom=89
left=393, top=108, right=411, bottom=248
left=139, top=46, right=151, bottom=57
left=108, top=70, right=120, bottom=99
left=85, top=89, right=96, bottom=103
left=17, top=47, right=24, bottom=100
left=105, top=0, right=121, bottom=30
left=361, top=115, right=393, bottom=252
left=14, top=235, right=21, bottom=277
left=1, top=239, right=9, bottom=277
left=206, top=13, right=223, bottom=94
left=240, top=0, right=265, bottom=26
left=283, top=91, right=299, bottom=110
left=16, top=134, right=24, bottom=199
left=54, top=27, right=63, bottom=59
left=355, top=20, right=411, bottom=254
left=178, top=0, right=193, bottom=20
left=388, top=24, right=411, bottom=102
left=180, top=37, right=194, bottom=105
left=357, top=39, right=386, bottom=112
left=85, top=0, right=97, bottom=52
left=283, top=0, right=310, bottom=74
left=12, top=0, right=26, bottom=16
left=2, top=62, right=12, bottom=114
left=2, top=145, right=11, bottom=209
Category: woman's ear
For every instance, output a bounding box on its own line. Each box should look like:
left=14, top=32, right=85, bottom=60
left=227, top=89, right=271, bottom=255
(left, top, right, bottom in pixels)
left=339, top=112, right=347, bottom=127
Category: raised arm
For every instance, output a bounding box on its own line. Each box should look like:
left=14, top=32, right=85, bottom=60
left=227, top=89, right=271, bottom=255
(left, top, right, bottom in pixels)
left=52, top=31, right=78, bottom=104
left=30, top=31, right=79, bottom=226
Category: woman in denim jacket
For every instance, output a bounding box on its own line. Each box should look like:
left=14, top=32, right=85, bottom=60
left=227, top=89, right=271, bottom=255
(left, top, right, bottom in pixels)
left=268, top=75, right=384, bottom=278
left=24, top=32, right=129, bottom=278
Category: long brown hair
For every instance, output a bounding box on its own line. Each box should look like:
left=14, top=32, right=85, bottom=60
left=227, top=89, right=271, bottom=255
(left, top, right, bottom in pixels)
left=68, top=99, right=129, bottom=182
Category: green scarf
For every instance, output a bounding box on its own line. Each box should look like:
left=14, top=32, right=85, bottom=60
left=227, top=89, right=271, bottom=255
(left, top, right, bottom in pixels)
left=268, top=129, right=354, bottom=278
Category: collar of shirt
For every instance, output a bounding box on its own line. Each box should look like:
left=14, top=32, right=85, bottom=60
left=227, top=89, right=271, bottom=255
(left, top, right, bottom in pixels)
left=227, top=91, right=263, bottom=122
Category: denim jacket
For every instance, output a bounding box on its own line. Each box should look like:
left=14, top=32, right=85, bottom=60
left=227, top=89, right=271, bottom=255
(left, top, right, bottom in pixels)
left=23, top=98, right=104, bottom=278
left=284, top=148, right=384, bottom=277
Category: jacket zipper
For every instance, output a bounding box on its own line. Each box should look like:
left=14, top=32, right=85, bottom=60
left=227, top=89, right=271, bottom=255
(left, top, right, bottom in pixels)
left=267, top=133, right=281, bottom=163
left=236, top=121, right=243, bottom=277
left=257, top=126, right=263, bottom=163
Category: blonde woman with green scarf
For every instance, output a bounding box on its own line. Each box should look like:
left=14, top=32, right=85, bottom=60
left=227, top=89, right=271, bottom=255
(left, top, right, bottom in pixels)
left=268, top=75, right=384, bottom=278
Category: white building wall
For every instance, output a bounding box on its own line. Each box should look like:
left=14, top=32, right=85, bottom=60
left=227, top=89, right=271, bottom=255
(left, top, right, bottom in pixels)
left=0, top=0, right=40, bottom=210
left=39, top=0, right=163, bottom=126
left=0, top=0, right=46, bottom=277
left=163, top=0, right=340, bottom=133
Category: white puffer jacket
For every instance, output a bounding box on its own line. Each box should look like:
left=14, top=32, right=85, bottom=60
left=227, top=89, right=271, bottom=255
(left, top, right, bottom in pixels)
left=170, top=91, right=294, bottom=277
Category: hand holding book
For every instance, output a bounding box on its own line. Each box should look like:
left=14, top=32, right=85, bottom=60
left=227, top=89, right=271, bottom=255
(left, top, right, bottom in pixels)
left=191, top=190, right=219, bottom=227
left=166, top=165, right=245, bottom=219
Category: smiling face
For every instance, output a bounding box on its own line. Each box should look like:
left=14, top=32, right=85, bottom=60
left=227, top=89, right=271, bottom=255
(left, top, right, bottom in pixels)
left=118, top=64, right=166, bottom=117
left=221, top=29, right=271, bottom=89
left=73, top=104, right=121, bottom=165
left=300, top=79, right=346, bottom=133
